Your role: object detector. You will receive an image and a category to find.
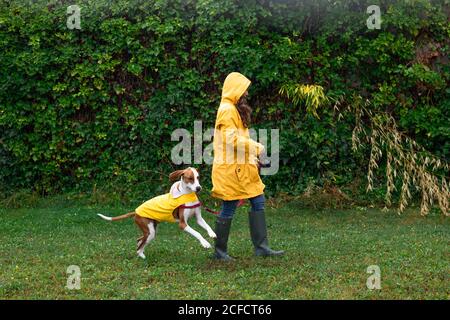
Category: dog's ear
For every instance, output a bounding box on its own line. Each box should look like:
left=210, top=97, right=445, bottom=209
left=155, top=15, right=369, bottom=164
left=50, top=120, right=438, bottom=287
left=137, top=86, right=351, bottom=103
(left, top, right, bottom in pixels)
left=169, top=170, right=186, bottom=182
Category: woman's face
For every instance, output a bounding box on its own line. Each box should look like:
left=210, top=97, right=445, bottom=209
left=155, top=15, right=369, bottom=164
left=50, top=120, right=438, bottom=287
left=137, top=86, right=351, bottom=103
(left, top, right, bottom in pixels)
left=242, top=90, right=249, bottom=98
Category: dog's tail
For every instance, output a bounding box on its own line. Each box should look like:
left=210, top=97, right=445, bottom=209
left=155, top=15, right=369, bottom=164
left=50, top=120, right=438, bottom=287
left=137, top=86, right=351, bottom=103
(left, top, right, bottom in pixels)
left=97, top=212, right=136, bottom=222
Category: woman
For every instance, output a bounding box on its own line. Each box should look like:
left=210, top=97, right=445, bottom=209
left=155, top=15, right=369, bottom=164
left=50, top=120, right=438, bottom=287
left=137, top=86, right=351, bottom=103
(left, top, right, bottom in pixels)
left=211, top=72, right=284, bottom=261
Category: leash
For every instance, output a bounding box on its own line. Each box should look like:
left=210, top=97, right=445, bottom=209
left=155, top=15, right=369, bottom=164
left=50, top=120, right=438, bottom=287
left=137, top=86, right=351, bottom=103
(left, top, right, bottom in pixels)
left=181, top=199, right=246, bottom=215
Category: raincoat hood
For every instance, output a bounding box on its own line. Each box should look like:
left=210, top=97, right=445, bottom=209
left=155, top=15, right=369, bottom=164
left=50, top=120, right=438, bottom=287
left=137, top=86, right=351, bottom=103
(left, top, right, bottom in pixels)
left=221, top=72, right=252, bottom=105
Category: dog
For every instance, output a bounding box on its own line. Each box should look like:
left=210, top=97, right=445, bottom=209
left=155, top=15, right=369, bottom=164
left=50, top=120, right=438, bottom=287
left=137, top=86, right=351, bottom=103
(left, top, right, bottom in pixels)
left=97, top=168, right=217, bottom=259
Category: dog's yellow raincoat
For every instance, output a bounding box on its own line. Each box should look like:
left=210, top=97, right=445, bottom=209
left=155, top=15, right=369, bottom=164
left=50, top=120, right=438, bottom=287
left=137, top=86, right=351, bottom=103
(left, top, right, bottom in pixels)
left=211, top=72, right=265, bottom=201
left=135, top=192, right=198, bottom=223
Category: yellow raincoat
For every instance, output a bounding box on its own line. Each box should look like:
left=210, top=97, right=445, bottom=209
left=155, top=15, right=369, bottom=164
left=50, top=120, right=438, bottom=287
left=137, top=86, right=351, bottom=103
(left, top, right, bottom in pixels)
left=211, top=72, right=265, bottom=201
left=135, top=192, right=198, bottom=223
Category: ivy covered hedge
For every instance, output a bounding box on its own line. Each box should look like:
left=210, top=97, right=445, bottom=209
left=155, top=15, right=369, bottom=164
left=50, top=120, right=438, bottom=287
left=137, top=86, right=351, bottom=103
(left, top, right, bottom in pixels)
left=0, top=0, right=448, bottom=199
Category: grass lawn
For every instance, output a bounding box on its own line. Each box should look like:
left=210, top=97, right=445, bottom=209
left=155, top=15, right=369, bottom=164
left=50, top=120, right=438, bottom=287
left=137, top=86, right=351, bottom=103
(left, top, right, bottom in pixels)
left=0, top=200, right=448, bottom=300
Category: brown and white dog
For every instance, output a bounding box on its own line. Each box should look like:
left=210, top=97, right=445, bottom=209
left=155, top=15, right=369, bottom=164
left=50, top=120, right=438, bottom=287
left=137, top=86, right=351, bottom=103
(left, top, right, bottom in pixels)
left=97, top=168, right=217, bottom=259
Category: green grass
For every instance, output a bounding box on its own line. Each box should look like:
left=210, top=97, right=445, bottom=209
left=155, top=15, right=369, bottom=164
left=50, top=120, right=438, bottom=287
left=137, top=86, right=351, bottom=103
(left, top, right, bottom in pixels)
left=0, top=201, right=448, bottom=300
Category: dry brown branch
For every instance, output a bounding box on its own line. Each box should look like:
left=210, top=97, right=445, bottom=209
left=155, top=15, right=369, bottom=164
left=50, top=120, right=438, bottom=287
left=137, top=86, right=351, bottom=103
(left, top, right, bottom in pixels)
left=347, top=96, right=449, bottom=216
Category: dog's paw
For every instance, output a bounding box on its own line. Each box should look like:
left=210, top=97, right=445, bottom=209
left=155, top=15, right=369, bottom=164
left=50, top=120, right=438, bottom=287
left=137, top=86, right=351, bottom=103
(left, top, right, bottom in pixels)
left=137, top=252, right=146, bottom=260
left=201, top=240, right=212, bottom=249
left=208, top=232, right=217, bottom=239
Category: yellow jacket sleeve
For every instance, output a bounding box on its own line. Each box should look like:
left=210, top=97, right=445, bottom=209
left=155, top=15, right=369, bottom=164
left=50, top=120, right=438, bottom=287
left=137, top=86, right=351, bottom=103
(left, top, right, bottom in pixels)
left=216, top=106, right=264, bottom=157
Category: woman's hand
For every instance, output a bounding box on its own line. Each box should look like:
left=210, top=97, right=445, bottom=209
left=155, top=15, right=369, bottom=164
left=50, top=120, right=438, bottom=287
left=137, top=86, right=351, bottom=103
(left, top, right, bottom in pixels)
left=258, top=150, right=271, bottom=168
left=256, top=142, right=265, bottom=155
